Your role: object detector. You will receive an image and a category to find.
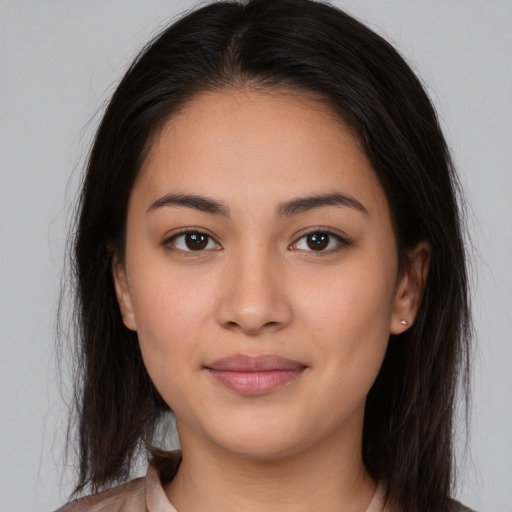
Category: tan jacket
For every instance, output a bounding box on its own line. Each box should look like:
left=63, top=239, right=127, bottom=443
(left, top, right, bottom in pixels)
left=55, top=453, right=473, bottom=512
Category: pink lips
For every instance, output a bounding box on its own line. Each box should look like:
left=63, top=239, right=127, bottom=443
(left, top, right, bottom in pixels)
left=206, top=354, right=306, bottom=395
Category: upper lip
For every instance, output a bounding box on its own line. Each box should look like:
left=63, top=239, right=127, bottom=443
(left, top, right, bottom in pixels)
left=206, top=354, right=306, bottom=372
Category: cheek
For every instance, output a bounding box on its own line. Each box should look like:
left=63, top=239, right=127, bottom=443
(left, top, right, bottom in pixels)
left=127, top=237, right=216, bottom=337
left=300, top=263, right=396, bottom=342
left=295, top=251, right=396, bottom=387
left=129, top=283, right=205, bottom=415
left=298, top=275, right=393, bottom=424
left=125, top=259, right=217, bottom=396
left=131, top=274, right=211, bottom=353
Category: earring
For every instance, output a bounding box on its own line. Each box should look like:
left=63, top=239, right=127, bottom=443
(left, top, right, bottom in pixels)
left=400, top=319, right=408, bottom=326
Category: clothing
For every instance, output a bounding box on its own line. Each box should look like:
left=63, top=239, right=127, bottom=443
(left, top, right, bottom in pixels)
left=54, top=451, right=472, bottom=512
left=54, top=452, right=182, bottom=512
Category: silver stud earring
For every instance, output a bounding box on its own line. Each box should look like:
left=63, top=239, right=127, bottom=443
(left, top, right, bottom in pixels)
left=400, top=319, right=408, bottom=326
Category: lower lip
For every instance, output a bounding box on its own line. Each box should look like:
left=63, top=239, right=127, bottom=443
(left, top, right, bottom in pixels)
left=208, top=369, right=304, bottom=395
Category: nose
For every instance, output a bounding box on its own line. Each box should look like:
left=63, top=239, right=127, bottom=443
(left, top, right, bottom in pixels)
left=215, top=248, right=293, bottom=336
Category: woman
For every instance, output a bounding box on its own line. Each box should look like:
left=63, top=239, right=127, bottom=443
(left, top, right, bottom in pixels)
left=57, top=0, right=473, bottom=511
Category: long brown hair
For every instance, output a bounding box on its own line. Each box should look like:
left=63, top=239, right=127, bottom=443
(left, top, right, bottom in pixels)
left=63, top=1, right=472, bottom=510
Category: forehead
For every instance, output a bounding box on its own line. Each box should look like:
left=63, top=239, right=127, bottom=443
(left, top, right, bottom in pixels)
left=137, top=88, right=388, bottom=216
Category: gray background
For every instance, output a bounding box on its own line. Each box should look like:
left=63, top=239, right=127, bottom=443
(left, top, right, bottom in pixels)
left=1, top=1, right=511, bottom=510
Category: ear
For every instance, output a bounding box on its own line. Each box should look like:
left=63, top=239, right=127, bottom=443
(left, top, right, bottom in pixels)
left=390, top=242, right=431, bottom=334
left=112, top=255, right=137, bottom=331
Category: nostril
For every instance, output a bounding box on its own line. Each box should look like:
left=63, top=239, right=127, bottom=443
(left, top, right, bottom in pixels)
left=223, top=319, right=283, bottom=335
left=215, top=284, right=293, bottom=335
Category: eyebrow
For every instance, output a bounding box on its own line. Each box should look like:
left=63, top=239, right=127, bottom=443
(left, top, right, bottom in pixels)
left=276, top=193, right=368, bottom=217
left=147, top=193, right=230, bottom=217
left=147, top=191, right=368, bottom=217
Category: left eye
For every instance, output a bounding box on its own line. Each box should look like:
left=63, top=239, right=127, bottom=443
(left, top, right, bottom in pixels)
left=291, top=231, right=346, bottom=252
left=169, top=232, right=220, bottom=252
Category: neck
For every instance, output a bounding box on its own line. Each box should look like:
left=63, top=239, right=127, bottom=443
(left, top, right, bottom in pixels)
left=165, top=419, right=376, bottom=512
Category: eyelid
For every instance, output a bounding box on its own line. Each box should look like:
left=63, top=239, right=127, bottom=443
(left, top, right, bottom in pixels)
left=163, top=227, right=222, bottom=252
left=162, top=226, right=349, bottom=254
left=289, top=227, right=350, bottom=253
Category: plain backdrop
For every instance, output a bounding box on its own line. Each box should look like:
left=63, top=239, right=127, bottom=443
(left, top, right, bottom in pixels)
left=0, top=1, right=511, bottom=511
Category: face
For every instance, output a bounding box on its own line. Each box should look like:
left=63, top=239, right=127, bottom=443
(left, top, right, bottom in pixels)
left=113, top=89, right=425, bottom=460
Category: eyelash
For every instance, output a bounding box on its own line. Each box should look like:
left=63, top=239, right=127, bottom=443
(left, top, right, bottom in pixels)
left=289, top=229, right=349, bottom=255
left=165, top=228, right=221, bottom=253
left=164, top=228, right=349, bottom=255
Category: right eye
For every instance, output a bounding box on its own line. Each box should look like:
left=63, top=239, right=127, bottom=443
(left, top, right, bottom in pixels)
left=168, top=231, right=221, bottom=252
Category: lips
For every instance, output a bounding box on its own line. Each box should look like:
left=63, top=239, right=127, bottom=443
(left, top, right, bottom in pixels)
left=205, top=354, right=306, bottom=395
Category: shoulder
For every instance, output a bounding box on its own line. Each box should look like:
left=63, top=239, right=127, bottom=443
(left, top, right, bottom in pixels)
left=54, top=477, right=146, bottom=512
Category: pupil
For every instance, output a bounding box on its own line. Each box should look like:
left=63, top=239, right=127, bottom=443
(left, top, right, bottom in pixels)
left=185, top=233, right=208, bottom=250
left=307, top=233, right=329, bottom=251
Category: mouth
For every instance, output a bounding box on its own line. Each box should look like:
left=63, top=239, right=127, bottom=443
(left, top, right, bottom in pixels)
left=205, top=354, right=307, bottom=395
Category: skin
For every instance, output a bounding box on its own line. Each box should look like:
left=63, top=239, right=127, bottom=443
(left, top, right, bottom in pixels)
left=113, top=89, right=429, bottom=512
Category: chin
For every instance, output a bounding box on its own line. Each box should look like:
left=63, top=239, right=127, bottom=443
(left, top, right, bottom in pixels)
left=216, top=433, right=305, bottom=461
left=200, top=410, right=317, bottom=461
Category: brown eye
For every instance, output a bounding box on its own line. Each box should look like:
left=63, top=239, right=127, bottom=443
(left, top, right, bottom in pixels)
left=169, top=231, right=220, bottom=252
left=185, top=232, right=208, bottom=250
left=306, top=232, right=329, bottom=251
left=291, top=230, right=348, bottom=253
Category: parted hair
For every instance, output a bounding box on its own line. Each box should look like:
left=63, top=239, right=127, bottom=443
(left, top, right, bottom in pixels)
left=66, top=1, right=471, bottom=511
